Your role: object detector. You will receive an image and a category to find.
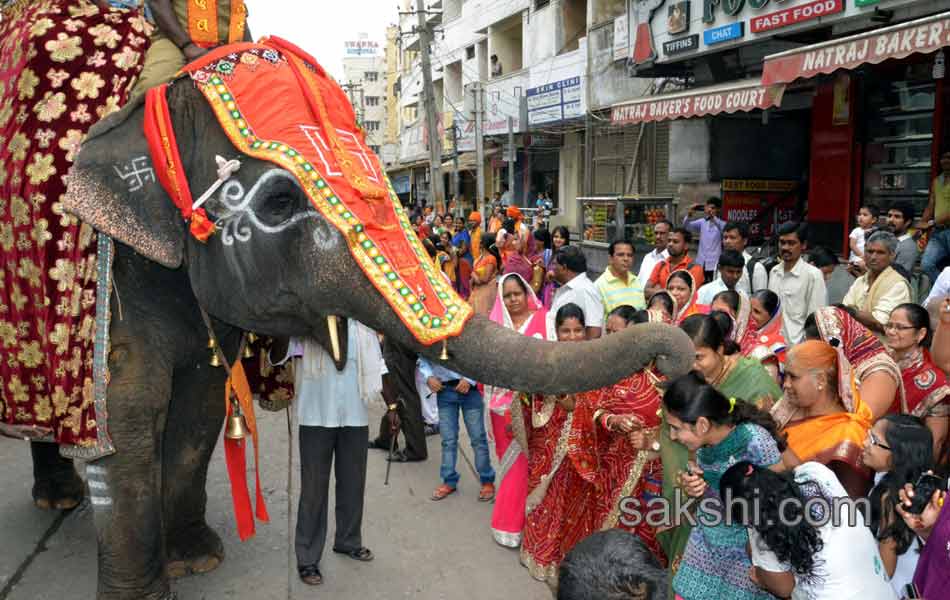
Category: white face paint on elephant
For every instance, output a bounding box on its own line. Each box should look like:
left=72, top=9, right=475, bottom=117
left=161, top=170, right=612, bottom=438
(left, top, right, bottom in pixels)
left=85, top=463, right=112, bottom=509
left=210, top=168, right=326, bottom=247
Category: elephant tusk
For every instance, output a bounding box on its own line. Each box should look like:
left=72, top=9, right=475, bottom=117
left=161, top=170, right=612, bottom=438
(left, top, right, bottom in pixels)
left=327, top=315, right=341, bottom=363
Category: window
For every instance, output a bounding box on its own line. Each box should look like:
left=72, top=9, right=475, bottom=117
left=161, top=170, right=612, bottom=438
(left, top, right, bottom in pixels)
left=364, top=121, right=380, bottom=131
left=465, top=45, right=475, bottom=60
left=369, top=145, right=381, bottom=154
left=365, top=71, right=379, bottom=82
left=366, top=96, right=380, bottom=106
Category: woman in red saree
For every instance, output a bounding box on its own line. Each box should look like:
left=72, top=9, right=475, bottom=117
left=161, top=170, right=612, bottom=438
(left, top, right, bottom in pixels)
left=486, top=273, right=554, bottom=547
left=572, top=308, right=667, bottom=564
left=512, top=303, right=592, bottom=583
left=886, top=302, right=950, bottom=457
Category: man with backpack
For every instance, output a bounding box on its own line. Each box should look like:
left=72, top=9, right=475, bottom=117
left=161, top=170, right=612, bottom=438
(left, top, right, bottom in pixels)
left=722, top=221, right=769, bottom=295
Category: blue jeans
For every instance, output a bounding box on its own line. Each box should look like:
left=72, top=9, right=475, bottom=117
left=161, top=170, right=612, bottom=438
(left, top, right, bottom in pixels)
left=436, top=386, right=495, bottom=487
left=922, top=228, right=950, bottom=284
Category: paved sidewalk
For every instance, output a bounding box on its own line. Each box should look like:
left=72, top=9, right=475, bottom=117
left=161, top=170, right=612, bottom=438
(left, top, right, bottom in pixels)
left=0, top=402, right=550, bottom=599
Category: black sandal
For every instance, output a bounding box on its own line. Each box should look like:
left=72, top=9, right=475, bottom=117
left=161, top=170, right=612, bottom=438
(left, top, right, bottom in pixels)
left=333, top=546, right=374, bottom=562
left=298, top=564, right=323, bottom=585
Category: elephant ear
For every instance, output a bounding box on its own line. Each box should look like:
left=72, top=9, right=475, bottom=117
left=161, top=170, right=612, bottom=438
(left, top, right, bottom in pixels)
left=64, top=93, right=185, bottom=268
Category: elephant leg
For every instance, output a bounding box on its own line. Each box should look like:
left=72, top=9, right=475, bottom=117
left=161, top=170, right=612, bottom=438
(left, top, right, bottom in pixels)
left=162, top=364, right=227, bottom=579
left=89, top=352, right=174, bottom=600
left=30, top=441, right=84, bottom=510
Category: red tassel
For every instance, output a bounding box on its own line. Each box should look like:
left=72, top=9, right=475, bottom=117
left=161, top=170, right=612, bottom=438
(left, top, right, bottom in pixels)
left=224, top=435, right=255, bottom=541
left=190, top=209, right=216, bottom=241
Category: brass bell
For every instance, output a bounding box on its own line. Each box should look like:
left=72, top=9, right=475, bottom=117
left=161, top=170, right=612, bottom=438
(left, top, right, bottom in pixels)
left=224, top=412, right=250, bottom=439
left=209, top=351, right=222, bottom=367
left=207, top=337, right=216, bottom=349
left=242, top=344, right=255, bottom=359
left=246, top=332, right=259, bottom=344
left=439, top=339, right=449, bottom=361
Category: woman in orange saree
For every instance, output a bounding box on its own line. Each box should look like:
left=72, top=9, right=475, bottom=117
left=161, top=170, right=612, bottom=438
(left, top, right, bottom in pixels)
left=778, top=339, right=874, bottom=498
left=512, top=303, right=594, bottom=583
left=667, top=270, right=702, bottom=325
left=469, top=235, right=501, bottom=316
left=572, top=308, right=667, bottom=564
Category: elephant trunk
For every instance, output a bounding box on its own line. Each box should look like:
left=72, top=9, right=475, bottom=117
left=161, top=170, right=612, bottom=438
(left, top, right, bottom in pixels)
left=363, top=309, right=694, bottom=395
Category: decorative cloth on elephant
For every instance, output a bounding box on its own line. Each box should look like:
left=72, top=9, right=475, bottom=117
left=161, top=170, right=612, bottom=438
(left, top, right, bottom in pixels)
left=0, top=0, right=149, bottom=448
left=144, top=36, right=472, bottom=346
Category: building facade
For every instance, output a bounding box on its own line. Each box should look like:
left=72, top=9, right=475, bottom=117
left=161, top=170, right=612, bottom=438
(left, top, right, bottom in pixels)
left=342, top=33, right=389, bottom=162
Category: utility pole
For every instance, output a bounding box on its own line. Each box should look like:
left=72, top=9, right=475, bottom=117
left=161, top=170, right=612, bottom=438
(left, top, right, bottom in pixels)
left=342, top=81, right=364, bottom=125
left=450, top=124, right=459, bottom=214
left=507, top=116, right=515, bottom=206
left=416, top=0, right=445, bottom=211
left=474, top=82, right=485, bottom=218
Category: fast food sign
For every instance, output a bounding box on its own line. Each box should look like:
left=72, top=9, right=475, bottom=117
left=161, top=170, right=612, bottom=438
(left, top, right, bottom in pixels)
left=631, top=0, right=921, bottom=67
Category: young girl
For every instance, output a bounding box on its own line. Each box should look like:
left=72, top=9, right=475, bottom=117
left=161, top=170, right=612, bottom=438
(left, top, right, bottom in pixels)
left=849, top=205, right=879, bottom=267
left=663, top=372, right=788, bottom=600
left=721, top=460, right=897, bottom=600
left=862, top=415, right=934, bottom=596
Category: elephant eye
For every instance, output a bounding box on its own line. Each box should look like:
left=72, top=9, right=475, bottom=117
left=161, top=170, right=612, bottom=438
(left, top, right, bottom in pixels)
left=259, top=193, right=300, bottom=226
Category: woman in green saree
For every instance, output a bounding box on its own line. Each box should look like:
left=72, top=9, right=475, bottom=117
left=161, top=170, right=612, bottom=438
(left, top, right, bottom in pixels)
left=658, top=312, right=788, bottom=574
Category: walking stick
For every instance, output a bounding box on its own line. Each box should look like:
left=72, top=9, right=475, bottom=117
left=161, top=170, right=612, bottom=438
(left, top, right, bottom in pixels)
left=384, top=396, right=405, bottom=486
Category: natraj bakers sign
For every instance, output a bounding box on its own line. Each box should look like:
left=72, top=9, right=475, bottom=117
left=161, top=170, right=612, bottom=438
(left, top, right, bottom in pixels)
left=764, top=13, right=950, bottom=85
left=612, top=83, right=783, bottom=124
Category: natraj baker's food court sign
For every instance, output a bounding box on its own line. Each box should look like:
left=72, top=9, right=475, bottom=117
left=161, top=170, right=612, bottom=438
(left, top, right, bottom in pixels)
left=630, top=0, right=919, bottom=66
left=611, top=80, right=784, bottom=124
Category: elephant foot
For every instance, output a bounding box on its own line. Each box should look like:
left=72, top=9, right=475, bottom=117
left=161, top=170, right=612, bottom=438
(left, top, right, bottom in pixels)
left=165, top=522, right=224, bottom=579
left=32, top=468, right=84, bottom=511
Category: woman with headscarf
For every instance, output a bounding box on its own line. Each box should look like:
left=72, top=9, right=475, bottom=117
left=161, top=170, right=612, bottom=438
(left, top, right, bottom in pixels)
left=513, top=303, right=594, bottom=583
left=486, top=273, right=554, bottom=548
left=500, top=219, right=542, bottom=293
left=779, top=339, right=874, bottom=497
left=885, top=302, right=950, bottom=456
left=469, top=235, right=501, bottom=316
left=571, top=308, right=667, bottom=564
left=666, top=270, right=702, bottom=325
left=709, top=290, right=759, bottom=355
left=773, top=307, right=901, bottom=425
left=748, top=289, right=787, bottom=373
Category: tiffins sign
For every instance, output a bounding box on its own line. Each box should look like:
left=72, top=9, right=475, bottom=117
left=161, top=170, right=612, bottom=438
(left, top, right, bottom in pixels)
left=632, top=0, right=922, bottom=66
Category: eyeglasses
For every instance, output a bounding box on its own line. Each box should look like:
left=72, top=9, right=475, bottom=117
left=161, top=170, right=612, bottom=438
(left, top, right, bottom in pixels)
left=884, top=322, right=918, bottom=332
left=867, top=430, right=892, bottom=451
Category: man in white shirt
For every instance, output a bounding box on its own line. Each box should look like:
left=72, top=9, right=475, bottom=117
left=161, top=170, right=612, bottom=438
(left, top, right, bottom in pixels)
left=768, top=222, right=827, bottom=344
left=923, top=266, right=950, bottom=308
left=551, top=245, right=605, bottom=338
left=842, top=231, right=912, bottom=334
left=637, top=219, right=671, bottom=286
left=721, top=221, right=769, bottom=295
left=697, top=249, right=744, bottom=305
left=272, top=320, right=383, bottom=586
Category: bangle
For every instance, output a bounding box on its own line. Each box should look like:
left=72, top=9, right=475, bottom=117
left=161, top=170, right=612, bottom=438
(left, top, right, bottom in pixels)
left=387, top=403, right=398, bottom=411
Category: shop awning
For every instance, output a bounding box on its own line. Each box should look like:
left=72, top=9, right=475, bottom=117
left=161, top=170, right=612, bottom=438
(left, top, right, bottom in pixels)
left=441, top=148, right=500, bottom=170
left=762, top=11, right=950, bottom=86
left=610, top=79, right=785, bottom=125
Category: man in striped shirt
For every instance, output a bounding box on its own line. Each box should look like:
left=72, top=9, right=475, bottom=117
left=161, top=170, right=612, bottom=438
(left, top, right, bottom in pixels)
left=595, top=239, right=646, bottom=319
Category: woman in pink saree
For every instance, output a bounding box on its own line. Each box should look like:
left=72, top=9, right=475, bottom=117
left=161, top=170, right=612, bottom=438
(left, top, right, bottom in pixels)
left=486, top=273, right=555, bottom=547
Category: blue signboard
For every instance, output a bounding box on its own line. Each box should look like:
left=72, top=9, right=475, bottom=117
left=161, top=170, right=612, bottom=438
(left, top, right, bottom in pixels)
left=526, top=76, right=583, bottom=126
left=703, top=22, right=744, bottom=46
left=390, top=174, right=411, bottom=195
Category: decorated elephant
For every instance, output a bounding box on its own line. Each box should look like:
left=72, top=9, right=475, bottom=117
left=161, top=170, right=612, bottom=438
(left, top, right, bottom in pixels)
left=28, top=40, right=694, bottom=599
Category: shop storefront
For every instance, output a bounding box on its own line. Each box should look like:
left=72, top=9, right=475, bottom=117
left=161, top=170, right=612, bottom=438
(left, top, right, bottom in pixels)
left=609, top=0, right=950, bottom=254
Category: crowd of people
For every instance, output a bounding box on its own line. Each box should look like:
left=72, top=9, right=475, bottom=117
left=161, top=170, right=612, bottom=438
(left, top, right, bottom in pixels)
left=393, top=196, right=950, bottom=600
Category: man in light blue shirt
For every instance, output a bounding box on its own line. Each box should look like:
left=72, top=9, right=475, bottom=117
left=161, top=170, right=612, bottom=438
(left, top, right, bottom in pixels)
left=683, top=197, right=726, bottom=282
left=418, top=357, right=495, bottom=502
left=271, top=320, right=384, bottom=586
